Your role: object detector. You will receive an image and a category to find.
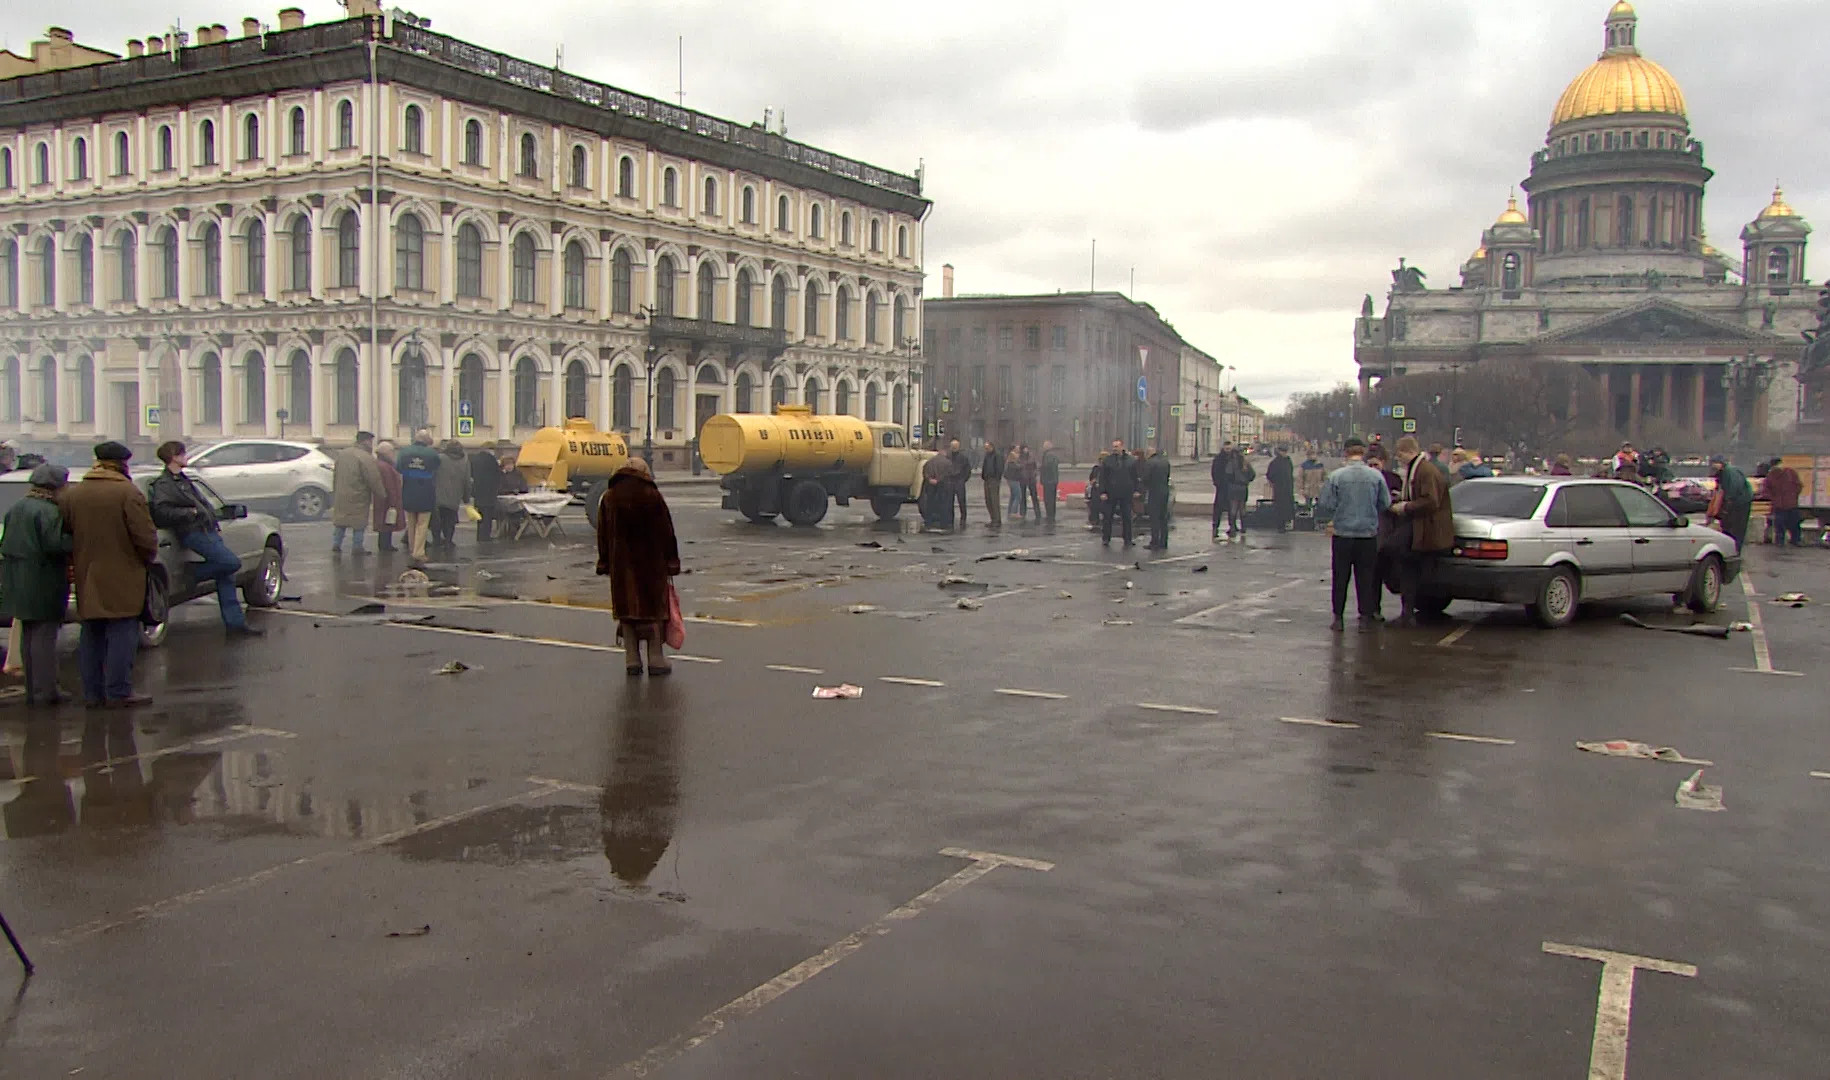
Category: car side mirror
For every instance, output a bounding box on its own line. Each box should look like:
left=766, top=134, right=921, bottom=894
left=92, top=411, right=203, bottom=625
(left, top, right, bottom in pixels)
left=222, top=504, right=250, bottom=520
left=1670, top=515, right=1688, bottom=528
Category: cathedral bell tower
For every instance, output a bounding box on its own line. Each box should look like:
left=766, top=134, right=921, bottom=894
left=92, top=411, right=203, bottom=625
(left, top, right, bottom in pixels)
left=1481, top=196, right=1538, bottom=296
left=1741, top=185, right=1812, bottom=295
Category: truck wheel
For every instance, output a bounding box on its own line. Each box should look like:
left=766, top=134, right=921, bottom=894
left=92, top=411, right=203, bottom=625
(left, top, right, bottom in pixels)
left=785, top=480, right=829, bottom=527
left=870, top=494, right=903, bottom=522
left=583, top=479, right=610, bottom=530
left=738, top=488, right=776, bottom=524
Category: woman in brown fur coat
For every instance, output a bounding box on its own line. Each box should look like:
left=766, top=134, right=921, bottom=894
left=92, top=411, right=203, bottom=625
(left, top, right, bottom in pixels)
left=595, top=458, right=682, bottom=675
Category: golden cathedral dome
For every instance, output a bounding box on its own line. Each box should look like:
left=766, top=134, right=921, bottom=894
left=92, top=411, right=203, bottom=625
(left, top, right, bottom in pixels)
left=1471, top=246, right=1488, bottom=261
left=1549, top=3, right=1688, bottom=128
left=1494, top=197, right=1528, bottom=226
left=1758, top=185, right=1796, bottom=220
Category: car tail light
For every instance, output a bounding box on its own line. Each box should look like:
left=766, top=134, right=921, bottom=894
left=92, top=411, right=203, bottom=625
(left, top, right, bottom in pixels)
left=1455, top=539, right=1509, bottom=560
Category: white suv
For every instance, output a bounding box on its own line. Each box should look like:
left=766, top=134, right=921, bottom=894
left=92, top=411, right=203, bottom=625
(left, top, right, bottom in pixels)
left=186, top=439, right=338, bottom=521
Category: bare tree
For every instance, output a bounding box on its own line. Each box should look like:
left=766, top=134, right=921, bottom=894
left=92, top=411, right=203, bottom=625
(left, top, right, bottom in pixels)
left=1371, top=359, right=1601, bottom=463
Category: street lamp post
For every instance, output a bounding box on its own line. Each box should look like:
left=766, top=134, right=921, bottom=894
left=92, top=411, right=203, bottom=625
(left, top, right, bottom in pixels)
left=1720, top=354, right=1774, bottom=453
left=638, top=306, right=661, bottom=466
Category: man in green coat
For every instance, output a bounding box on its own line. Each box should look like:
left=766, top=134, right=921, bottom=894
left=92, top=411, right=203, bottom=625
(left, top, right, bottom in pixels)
left=1, top=464, right=74, bottom=705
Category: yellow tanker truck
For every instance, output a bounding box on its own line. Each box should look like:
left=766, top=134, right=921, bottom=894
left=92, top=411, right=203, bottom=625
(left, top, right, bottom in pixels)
left=699, top=406, right=931, bottom=525
left=513, top=418, right=630, bottom=523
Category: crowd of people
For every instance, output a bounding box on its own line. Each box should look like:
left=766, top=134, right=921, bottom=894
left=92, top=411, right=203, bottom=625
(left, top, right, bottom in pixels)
left=919, top=439, right=1062, bottom=531
left=328, top=429, right=527, bottom=561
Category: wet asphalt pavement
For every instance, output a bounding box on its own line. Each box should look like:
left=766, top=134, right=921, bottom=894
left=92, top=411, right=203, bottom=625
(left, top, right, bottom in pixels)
left=2, top=486, right=1829, bottom=1078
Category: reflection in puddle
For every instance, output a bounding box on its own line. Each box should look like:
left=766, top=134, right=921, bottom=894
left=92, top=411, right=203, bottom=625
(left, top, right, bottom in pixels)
left=602, top=680, right=683, bottom=887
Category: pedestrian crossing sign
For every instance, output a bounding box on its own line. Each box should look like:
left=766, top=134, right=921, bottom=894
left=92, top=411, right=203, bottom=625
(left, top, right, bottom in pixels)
left=1402, top=418, right=1417, bottom=433
left=457, top=417, right=475, bottom=437
left=145, top=405, right=160, bottom=429
left=1169, top=404, right=1184, bottom=417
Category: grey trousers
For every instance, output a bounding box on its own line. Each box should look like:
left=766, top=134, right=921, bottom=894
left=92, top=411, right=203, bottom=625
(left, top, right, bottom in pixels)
left=20, top=620, right=60, bottom=703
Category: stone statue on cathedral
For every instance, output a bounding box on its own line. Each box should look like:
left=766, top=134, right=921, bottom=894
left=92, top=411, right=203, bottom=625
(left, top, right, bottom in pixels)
left=1391, top=258, right=1427, bottom=293
left=1361, top=294, right=1375, bottom=318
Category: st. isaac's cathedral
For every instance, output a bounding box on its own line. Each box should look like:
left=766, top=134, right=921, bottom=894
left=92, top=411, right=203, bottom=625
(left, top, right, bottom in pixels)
left=1355, top=1, right=1819, bottom=442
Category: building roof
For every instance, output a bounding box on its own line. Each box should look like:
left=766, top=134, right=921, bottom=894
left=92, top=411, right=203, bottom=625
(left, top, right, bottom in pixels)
left=1550, top=3, right=1686, bottom=128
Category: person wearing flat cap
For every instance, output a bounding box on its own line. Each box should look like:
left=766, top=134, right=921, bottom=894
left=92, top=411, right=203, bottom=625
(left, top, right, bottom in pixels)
left=61, top=441, right=158, bottom=708
left=0, top=463, right=74, bottom=705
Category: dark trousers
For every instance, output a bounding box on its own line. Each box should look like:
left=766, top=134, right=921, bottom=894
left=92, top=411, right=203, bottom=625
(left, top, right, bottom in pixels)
left=1719, top=504, right=1751, bottom=552
left=1101, top=496, right=1134, bottom=545
left=1398, top=551, right=1434, bottom=617
left=433, top=506, right=459, bottom=544
left=981, top=477, right=1001, bottom=526
left=20, top=619, right=61, bottom=704
left=1026, top=481, right=1041, bottom=519
left=181, top=530, right=246, bottom=629
left=1147, top=496, right=1170, bottom=549
left=953, top=480, right=969, bottom=525
left=1043, top=482, right=1058, bottom=523
left=476, top=505, right=497, bottom=543
left=1772, top=507, right=1803, bottom=547
left=78, top=617, right=140, bottom=703
left=1330, top=536, right=1380, bottom=617
left=1273, top=492, right=1295, bottom=531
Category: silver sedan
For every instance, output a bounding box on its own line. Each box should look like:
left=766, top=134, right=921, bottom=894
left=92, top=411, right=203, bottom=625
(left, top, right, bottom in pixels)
left=1420, top=476, right=1741, bottom=628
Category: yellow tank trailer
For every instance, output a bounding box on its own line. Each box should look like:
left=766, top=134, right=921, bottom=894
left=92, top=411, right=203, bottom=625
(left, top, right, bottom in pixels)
left=515, top=419, right=630, bottom=523
left=698, top=406, right=931, bottom=525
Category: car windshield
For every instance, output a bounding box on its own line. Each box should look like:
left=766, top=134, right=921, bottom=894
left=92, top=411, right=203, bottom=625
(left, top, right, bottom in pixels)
left=1450, top=482, right=1545, bottom=519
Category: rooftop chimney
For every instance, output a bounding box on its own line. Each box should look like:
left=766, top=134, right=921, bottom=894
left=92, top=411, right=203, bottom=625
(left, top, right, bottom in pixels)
left=148, top=34, right=166, bottom=52
left=345, top=0, right=383, bottom=18
left=277, top=7, right=305, bottom=30
left=941, top=264, right=955, bottom=299
left=242, top=17, right=261, bottom=37
left=127, top=39, right=145, bottom=57
left=46, top=27, right=74, bottom=43
left=213, top=24, right=231, bottom=42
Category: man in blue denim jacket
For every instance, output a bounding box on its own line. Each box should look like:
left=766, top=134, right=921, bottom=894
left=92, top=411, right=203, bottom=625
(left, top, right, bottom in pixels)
left=1317, top=437, right=1392, bottom=631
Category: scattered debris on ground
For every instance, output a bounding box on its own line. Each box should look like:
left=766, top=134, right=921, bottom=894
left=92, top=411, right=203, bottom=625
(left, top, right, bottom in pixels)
left=955, top=597, right=983, bottom=611
left=279, top=594, right=304, bottom=603
left=432, top=660, right=471, bottom=675
left=1774, top=592, right=1810, bottom=606
left=473, top=569, right=497, bottom=581
left=1729, top=621, right=1753, bottom=632
left=1192, top=566, right=1209, bottom=573
left=1123, top=581, right=1135, bottom=590
left=1618, top=614, right=1730, bottom=638
left=1103, top=618, right=1135, bottom=626
left=847, top=604, right=880, bottom=614
left=1057, top=591, right=1073, bottom=599
left=1675, top=768, right=1725, bottom=812
left=386, top=925, right=432, bottom=938
left=1576, top=740, right=1713, bottom=765
left=811, top=684, right=864, bottom=699
left=856, top=541, right=884, bottom=549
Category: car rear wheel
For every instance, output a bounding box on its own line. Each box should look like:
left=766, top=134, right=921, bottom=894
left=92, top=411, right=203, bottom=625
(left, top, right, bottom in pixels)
left=784, top=480, right=829, bottom=527
left=1686, top=555, right=1724, bottom=614
left=243, top=548, right=284, bottom=608
left=289, top=485, right=328, bottom=521
left=1531, top=567, right=1580, bottom=629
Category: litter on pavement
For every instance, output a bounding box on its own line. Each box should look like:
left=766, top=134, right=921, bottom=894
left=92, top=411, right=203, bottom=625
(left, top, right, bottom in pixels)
left=1729, top=621, right=1754, bottom=632
left=1102, top=618, right=1135, bottom=626
left=955, top=597, right=983, bottom=611
left=1675, top=769, right=1725, bottom=812
left=1577, top=740, right=1713, bottom=765
left=846, top=604, right=880, bottom=614
left=811, top=684, right=864, bottom=699
left=432, top=660, right=471, bottom=675
left=386, top=924, right=432, bottom=938
left=1618, top=613, right=1730, bottom=638
left=1773, top=593, right=1810, bottom=606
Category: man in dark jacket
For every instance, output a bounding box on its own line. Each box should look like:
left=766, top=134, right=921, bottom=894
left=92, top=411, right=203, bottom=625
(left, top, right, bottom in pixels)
left=979, top=441, right=1003, bottom=528
left=395, top=429, right=442, bottom=562
left=149, top=441, right=260, bottom=637
left=947, top=439, right=971, bottom=528
left=433, top=441, right=470, bottom=549
left=63, top=442, right=159, bottom=707
left=1039, top=441, right=1061, bottom=524
left=1097, top=440, right=1137, bottom=548
left=1267, top=447, right=1295, bottom=533
left=1388, top=436, right=1454, bottom=627
left=1139, top=446, right=1173, bottom=550
left=1, top=463, right=73, bottom=704
left=1763, top=457, right=1804, bottom=547
left=1211, top=442, right=1236, bottom=539
left=469, top=446, right=502, bottom=542
left=1708, top=455, right=1754, bottom=552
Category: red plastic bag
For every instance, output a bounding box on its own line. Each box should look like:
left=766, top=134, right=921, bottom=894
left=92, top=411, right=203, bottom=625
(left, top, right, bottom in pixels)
left=664, top=584, right=685, bottom=650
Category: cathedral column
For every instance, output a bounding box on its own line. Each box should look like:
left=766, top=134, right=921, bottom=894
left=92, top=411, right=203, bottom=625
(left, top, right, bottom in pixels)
left=1692, top=368, right=1706, bottom=434
left=1724, top=372, right=1738, bottom=437
left=1661, top=365, right=1674, bottom=424
left=1599, top=369, right=1614, bottom=432
left=1628, top=367, right=1643, bottom=439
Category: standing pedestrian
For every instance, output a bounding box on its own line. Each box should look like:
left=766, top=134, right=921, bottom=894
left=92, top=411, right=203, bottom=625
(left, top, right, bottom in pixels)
left=1021, top=445, right=1041, bottom=521
left=1707, top=455, right=1753, bottom=552
left=433, top=440, right=470, bottom=549
left=148, top=442, right=261, bottom=637
left=1298, top=451, right=1327, bottom=509
left=1550, top=454, right=1573, bottom=476
left=1097, top=440, right=1137, bottom=548
left=395, top=429, right=442, bottom=563
left=469, top=445, right=502, bottom=543
left=0, top=464, right=74, bottom=705
left=948, top=439, right=971, bottom=528
left=0, top=441, right=17, bottom=473
left=62, top=442, right=158, bottom=708
left=1005, top=446, right=1025, bottom=520
left=330, top=431, right=384, bottom=555
left=1317, top=438, right=1391, bottom=631
left=1140, top=445, right=1173, bottom=550
left=1387, top=435, right=1454, bottom=627
left=920, top=451, right=953, bottom=530
left=1040, top=441, right=1061, bottom=524
left=1228, top=447, right=1255, bottom=538
left=1763, top=457, right=1803, bottom=548
left=1210, top=442, right=1236, bottom=539
left=372, top=442, right=405, bottom=553
left=1085, top=461, right=1102, bottom=528
left=980, top=441, right=1004, bottom=528
left=595, top=458, right=681, bottom=677
left=1267, top=446, right=1295, bottom=532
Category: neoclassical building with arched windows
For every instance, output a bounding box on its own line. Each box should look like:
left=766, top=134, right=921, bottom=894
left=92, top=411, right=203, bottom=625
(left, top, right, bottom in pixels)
left=0, top=4, right=930, bottom=464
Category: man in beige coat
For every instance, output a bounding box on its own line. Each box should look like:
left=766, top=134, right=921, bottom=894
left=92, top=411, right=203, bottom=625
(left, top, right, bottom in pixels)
left=62, top=441, right=159, bottom=707
left=331, top=430, right=384, bottom=555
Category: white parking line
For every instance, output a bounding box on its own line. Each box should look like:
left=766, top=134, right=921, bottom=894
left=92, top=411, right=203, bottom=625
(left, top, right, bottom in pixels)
left=682, top=615, right=759, bottom=628
left=1278, top=716, right=1361, bottom=730
left=1436, top=622, right=1477, bottom=647
left=1542, top=942, right=1697, bottom=1080
left=1733, top=576, right=1804, bottom=676
left=766, top=664, right=825, bottom=675
left=1136, top=703, right=1221, bottom=716
left=1810, top=771, right=1830, bottom=780
left=1175, top=578, right=1307, bottom=625
left=995, top=688, right=1069, bottom=700
left=978, top=587, right=1031, bottom=602
left=879, top=676, right=945, bottom=687
left=1427, top=731, right=1516, bottom=746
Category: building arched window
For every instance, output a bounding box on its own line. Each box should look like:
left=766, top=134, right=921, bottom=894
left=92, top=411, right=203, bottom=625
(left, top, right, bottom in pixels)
left=1616, top=195, right=1635, bottom=246
left=335, top=100, right=354, bottom=149
left=0, top=356, right=18, bottom=421
left=34, top=142, right=51, bottom=184
left=892, top=383, right=906, bottom=425
left=770, top=374, right=787, bottom=411
left=803, top=376, right=822, bottom=415
left=72, top=137, right=88, bottom=180
left=564, top=360, right=588, bottom=420
left=803, top=280, right=822, bottom=336
left=892, top=295, right=907, bottom=345
left=393, top=214, right=424, bottom=291
left=518, top=132, right=538, bottom=178
left=242, top=113, right=260, bottom=161
left=734, top=268, right=753, bottom=327
left=458, top=354, right=485, bottom=419
left=697, top=262, right=716, bottom=320
left=156, top=226, right=179, bottom=299
left=611, top=248, right=633, bottom=314
left=662, top=166, right=678, bottom=207
left=612, top=365, right=632, bottom=429
left=245, top=350, right=267, bottom=424
left=289, top=214, right=311, bottom=292
left=456, top=223, right=483, bottom=298
left=735, top=371, right=754, bottom=414
left=810, top=203, right=823, bottom=239
left=865, top=292, right=880, bottom=344
left=771, top=274, right=788, bottom=330
left=334, top=347, right=358, bottom=423
left=36, top=237, right=56, bottom=306
left=198, top=352, right=222, bottom=424
left=655, top=367, right=677, bottom=430
left=288, top=348, right=311, bottom=422
left=703, top=175, right=719, bottom=215
left=617, top=155, right=634, bottom=197
left=564, top=241, right=587, bottom=309
left=336, top=210, right=360, bottom=287
left=836, top=287, right=851, bottom=340
left=157, top=125, right=173, bottom=171
left=512, top=232, right=537, bottom=303
left=288, top=107, right=306, bottom=155
left=75, top=234, right=94, bottom=305
left=569, top=145, right=587, bottom=189
left=741, top=186, right=755, bottom=224
left=1768, top=248, right=1791, bottom=284
left=113, top=131, right=130, bottom=176
left=72, top=355, right=94, bottom=424
left=897, top=224, right=909, bottom=258
left=0, top=241, right=15, bottom=309
left=463, top=119, right=483, bottom=165
left=244, top=219, right=266, bottom=295
left=837, top=381, right=852, bottom=417
left=200, top=221, right=222, bottom=298
left=1, top=147, right=12, bottom=188
left=513, top=357, right=540, bottom=427
left=402, top=104, right=423, bottom=154
left=1501, top=252, right=1521, bottom=292
left=35, top=358, right=56, bottom=423
left=397, top=346, right=426, bottom=428
left=864, top=383, right=879, bottom=421
left=654, top=254, right=676, bottom=316
left=777, top=193, right=791, bottom=231
left=840, top=211, right=853, bottom=246
left=869, top=218, right=882, bottom=252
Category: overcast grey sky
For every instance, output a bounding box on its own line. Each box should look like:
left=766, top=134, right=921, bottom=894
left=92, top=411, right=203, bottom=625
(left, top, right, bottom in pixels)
left=7, top=0, right=1825, bottom=409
